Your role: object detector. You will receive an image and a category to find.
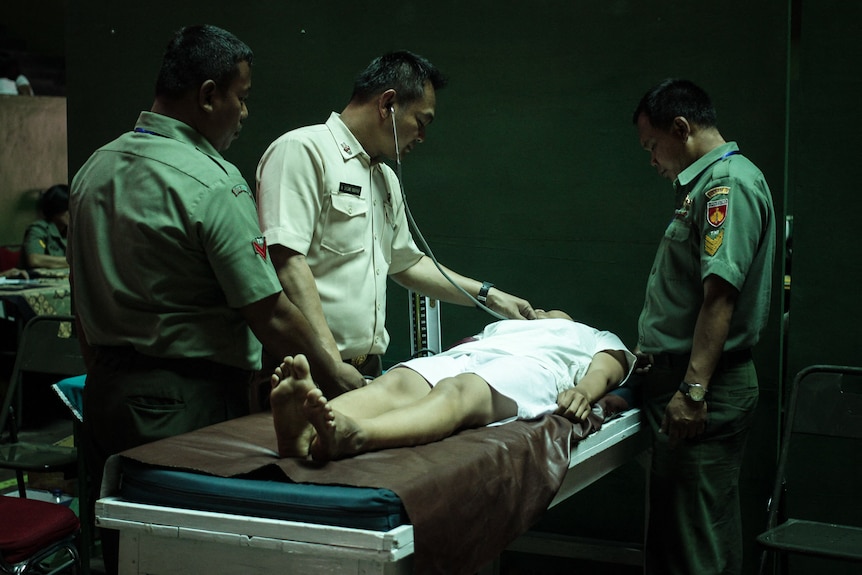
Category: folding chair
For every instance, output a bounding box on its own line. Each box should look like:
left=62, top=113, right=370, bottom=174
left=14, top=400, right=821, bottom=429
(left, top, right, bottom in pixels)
left=0, top=315, right=86, bottom=490
left=757, top=364, right=862, bottom=574
left=0, top=496, right=81, bottom=574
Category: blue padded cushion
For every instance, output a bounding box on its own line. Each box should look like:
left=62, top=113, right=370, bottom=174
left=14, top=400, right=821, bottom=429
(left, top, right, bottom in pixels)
left=119, top=458, right=409, bottom=531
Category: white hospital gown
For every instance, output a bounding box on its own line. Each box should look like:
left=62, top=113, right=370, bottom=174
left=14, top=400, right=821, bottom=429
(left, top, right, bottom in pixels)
left=398, top=318, right=636, bottom=424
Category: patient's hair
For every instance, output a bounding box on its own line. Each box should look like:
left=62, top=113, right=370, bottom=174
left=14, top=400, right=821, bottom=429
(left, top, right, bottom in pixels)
left=39, top=184, right=70, bottom=219
left=350, top=50, right=447, bottom=105
left=155, top=24, right=253, bottom=100
left=632, top=78, right=717, bottom=131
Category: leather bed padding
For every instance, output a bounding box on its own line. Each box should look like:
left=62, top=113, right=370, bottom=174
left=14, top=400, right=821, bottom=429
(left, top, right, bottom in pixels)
left=118, top=410, right=603, bottom=575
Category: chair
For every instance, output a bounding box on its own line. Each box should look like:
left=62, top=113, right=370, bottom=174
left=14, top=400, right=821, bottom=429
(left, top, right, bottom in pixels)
left=0, top=315, right=86, bottom=443
left=0, top=496, right=81, bottom=574
left=0, top=315, right=88, bottom=572
left=757, top=364, right=862, bottom=573
left=0, top=245, right=21, bottom=273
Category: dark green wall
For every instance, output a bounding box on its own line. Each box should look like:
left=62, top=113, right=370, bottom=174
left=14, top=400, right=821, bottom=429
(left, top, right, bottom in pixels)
left=66, top=0, right=787, bottom=365
left=66, top=1, right=793, bottom=572
left=785, top=1, right=862, bottom=374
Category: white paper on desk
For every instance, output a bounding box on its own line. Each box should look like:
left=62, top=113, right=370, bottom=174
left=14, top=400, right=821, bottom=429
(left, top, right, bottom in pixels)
left=0, top=278, right=42, bottom=289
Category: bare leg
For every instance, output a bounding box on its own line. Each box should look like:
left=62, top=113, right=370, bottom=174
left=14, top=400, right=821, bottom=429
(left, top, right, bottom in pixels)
left=269, top=355, right=317, bottom=458
left=306, top=373, right=517, bottom=461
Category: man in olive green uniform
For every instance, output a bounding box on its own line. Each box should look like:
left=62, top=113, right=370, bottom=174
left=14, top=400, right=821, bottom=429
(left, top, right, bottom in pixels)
left=68, top=26, right=364, bottom=574
left=632, top=79, right=775, bottom=575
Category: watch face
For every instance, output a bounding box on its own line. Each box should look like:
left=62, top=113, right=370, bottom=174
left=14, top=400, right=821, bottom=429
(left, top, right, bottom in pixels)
left=688, top=385, right=706, bottom=401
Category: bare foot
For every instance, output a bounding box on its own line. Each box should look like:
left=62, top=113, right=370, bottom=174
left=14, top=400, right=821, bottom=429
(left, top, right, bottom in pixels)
left=270, top=355, right=317, bottom=458
left=304, top=388, right=367, bottom=461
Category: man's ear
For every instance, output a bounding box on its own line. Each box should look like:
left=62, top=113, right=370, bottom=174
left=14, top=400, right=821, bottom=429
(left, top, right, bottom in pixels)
left=199, top=79, right=218, bottom=112
left=672, top=116, right=691, bottom=141
left=378, top=88, right=397, bottom=118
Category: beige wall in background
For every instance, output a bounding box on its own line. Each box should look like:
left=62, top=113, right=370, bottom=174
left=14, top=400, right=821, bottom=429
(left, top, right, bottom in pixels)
left=0, top=95, right=68, bottom=246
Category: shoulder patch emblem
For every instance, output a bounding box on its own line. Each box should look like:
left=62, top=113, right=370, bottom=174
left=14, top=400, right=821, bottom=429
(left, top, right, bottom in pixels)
left=252, top=236, right=267, bottom=260
left=707, top=197, right=728, bottom=227
left=232, top=184, right=251, bottom=198
left=705, top=228, right=724, bottom=256
left=705, top=186, right=730, bottom=199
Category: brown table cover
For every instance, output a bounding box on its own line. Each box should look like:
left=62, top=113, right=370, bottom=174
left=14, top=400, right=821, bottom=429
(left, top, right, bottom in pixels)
left=118, top=410, right=603, bottom=574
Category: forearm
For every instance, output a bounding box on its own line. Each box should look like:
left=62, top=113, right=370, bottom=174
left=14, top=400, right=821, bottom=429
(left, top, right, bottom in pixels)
left=25, top=253, right=69, bottom=269
left=271, top=245, right=342, bottom=362
left=391, top=256, right=477, bottom=305
left=392, top=256, right=535, bottom=319
left=685, top=275, right=738, bottom=388
left=242, top=292, right=364, bottom=395
left=577, top=350, right=628, bottom=403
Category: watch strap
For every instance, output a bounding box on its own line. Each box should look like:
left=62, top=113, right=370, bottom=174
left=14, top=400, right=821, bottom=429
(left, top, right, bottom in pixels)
left=477, top=281, right=494, bottom=306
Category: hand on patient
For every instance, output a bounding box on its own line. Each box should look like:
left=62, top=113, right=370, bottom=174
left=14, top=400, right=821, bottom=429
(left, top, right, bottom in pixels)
left=486, top=288, right=537, bottom=320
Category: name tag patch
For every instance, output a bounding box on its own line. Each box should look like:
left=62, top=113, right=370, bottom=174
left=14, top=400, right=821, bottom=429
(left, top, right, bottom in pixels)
left=339, top=182, right=362, bottom=196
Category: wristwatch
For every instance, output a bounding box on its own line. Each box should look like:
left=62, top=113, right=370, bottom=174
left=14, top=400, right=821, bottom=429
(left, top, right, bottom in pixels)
left=679, top=381, right=710, bottom=402
left=476, top=281, right=494, bottom=306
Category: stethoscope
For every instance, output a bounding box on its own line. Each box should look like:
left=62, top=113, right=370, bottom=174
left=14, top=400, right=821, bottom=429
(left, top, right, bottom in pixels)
left=389, top=104, right=506, bottom=321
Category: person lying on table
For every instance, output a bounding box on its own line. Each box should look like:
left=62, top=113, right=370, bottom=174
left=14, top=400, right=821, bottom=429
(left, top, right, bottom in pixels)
left=270, top=309, right=636, bottom=461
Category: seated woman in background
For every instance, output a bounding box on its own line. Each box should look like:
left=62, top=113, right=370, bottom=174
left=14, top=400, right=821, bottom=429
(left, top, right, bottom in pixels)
left=271, top=309, right=636, bottom=461
left=22, top=184, right=70, bottom=270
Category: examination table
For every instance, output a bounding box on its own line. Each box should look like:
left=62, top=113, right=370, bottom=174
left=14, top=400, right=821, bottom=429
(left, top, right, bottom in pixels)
left=96, top=405, right=644, bottom=574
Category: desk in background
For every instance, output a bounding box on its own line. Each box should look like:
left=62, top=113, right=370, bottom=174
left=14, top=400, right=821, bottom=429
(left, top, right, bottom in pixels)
left=0, top=275, right=71, bottom=326
left=0, top=275, right=73, bottom=423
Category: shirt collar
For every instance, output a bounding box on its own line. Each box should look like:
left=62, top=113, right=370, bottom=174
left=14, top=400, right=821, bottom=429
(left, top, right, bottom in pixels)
left=134, top=111, right=223, bottom=161
left=325, top=112, right=369, bottom=163
left=675, top=141, right=739, bottom=189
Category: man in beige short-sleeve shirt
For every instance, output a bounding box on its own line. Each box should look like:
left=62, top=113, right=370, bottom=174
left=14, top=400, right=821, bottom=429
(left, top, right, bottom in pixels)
left=257, top=51, right=536, bottom=376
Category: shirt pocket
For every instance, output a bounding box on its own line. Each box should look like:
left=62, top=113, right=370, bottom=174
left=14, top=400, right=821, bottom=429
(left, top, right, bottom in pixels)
left=320, top=193, right=368, bottom=256
left=656, top=217, right=697, bottom=281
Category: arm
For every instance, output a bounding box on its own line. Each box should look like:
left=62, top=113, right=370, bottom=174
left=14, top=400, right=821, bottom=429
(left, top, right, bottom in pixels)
left=270, top=244, right=342, bottom=363
left=0, top=268, right=28, bottom=279
left=555, top=349, right=628, bottom=422
left=661, top=274, right=738, bottom=440
left=22, top=223, right=69, bottom=269
left=390, top=255, right=536, bottom=319
left=69, top=272, right=96, bottom=370
left=24, top=253, right=70, bottom=269
left=240, top=291, right=365, bottom=397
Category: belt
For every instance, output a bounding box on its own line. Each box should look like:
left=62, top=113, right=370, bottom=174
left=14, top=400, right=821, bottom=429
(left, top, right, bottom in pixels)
left=650, top=348, right=752, bottom=370
left=344, top=354, right=382, bottom=378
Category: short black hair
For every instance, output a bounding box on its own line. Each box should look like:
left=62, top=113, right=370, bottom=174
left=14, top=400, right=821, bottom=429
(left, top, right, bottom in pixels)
left=39, top=184, right=70, bottom=219
left=632, top=78, right=717, bottom=131
left=155, top=24, right=253, bottom=100
left=351, top=50, right=447, bottom=105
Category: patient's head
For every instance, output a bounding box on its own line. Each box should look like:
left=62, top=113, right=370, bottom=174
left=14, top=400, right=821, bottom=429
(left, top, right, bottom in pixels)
left=534, top=309, right=573, bottom=321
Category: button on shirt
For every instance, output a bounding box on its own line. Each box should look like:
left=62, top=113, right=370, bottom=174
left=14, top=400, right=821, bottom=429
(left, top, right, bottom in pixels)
left=256, top=113, right=424, bottom=359
left=637, top=142, right=776, bottom=354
